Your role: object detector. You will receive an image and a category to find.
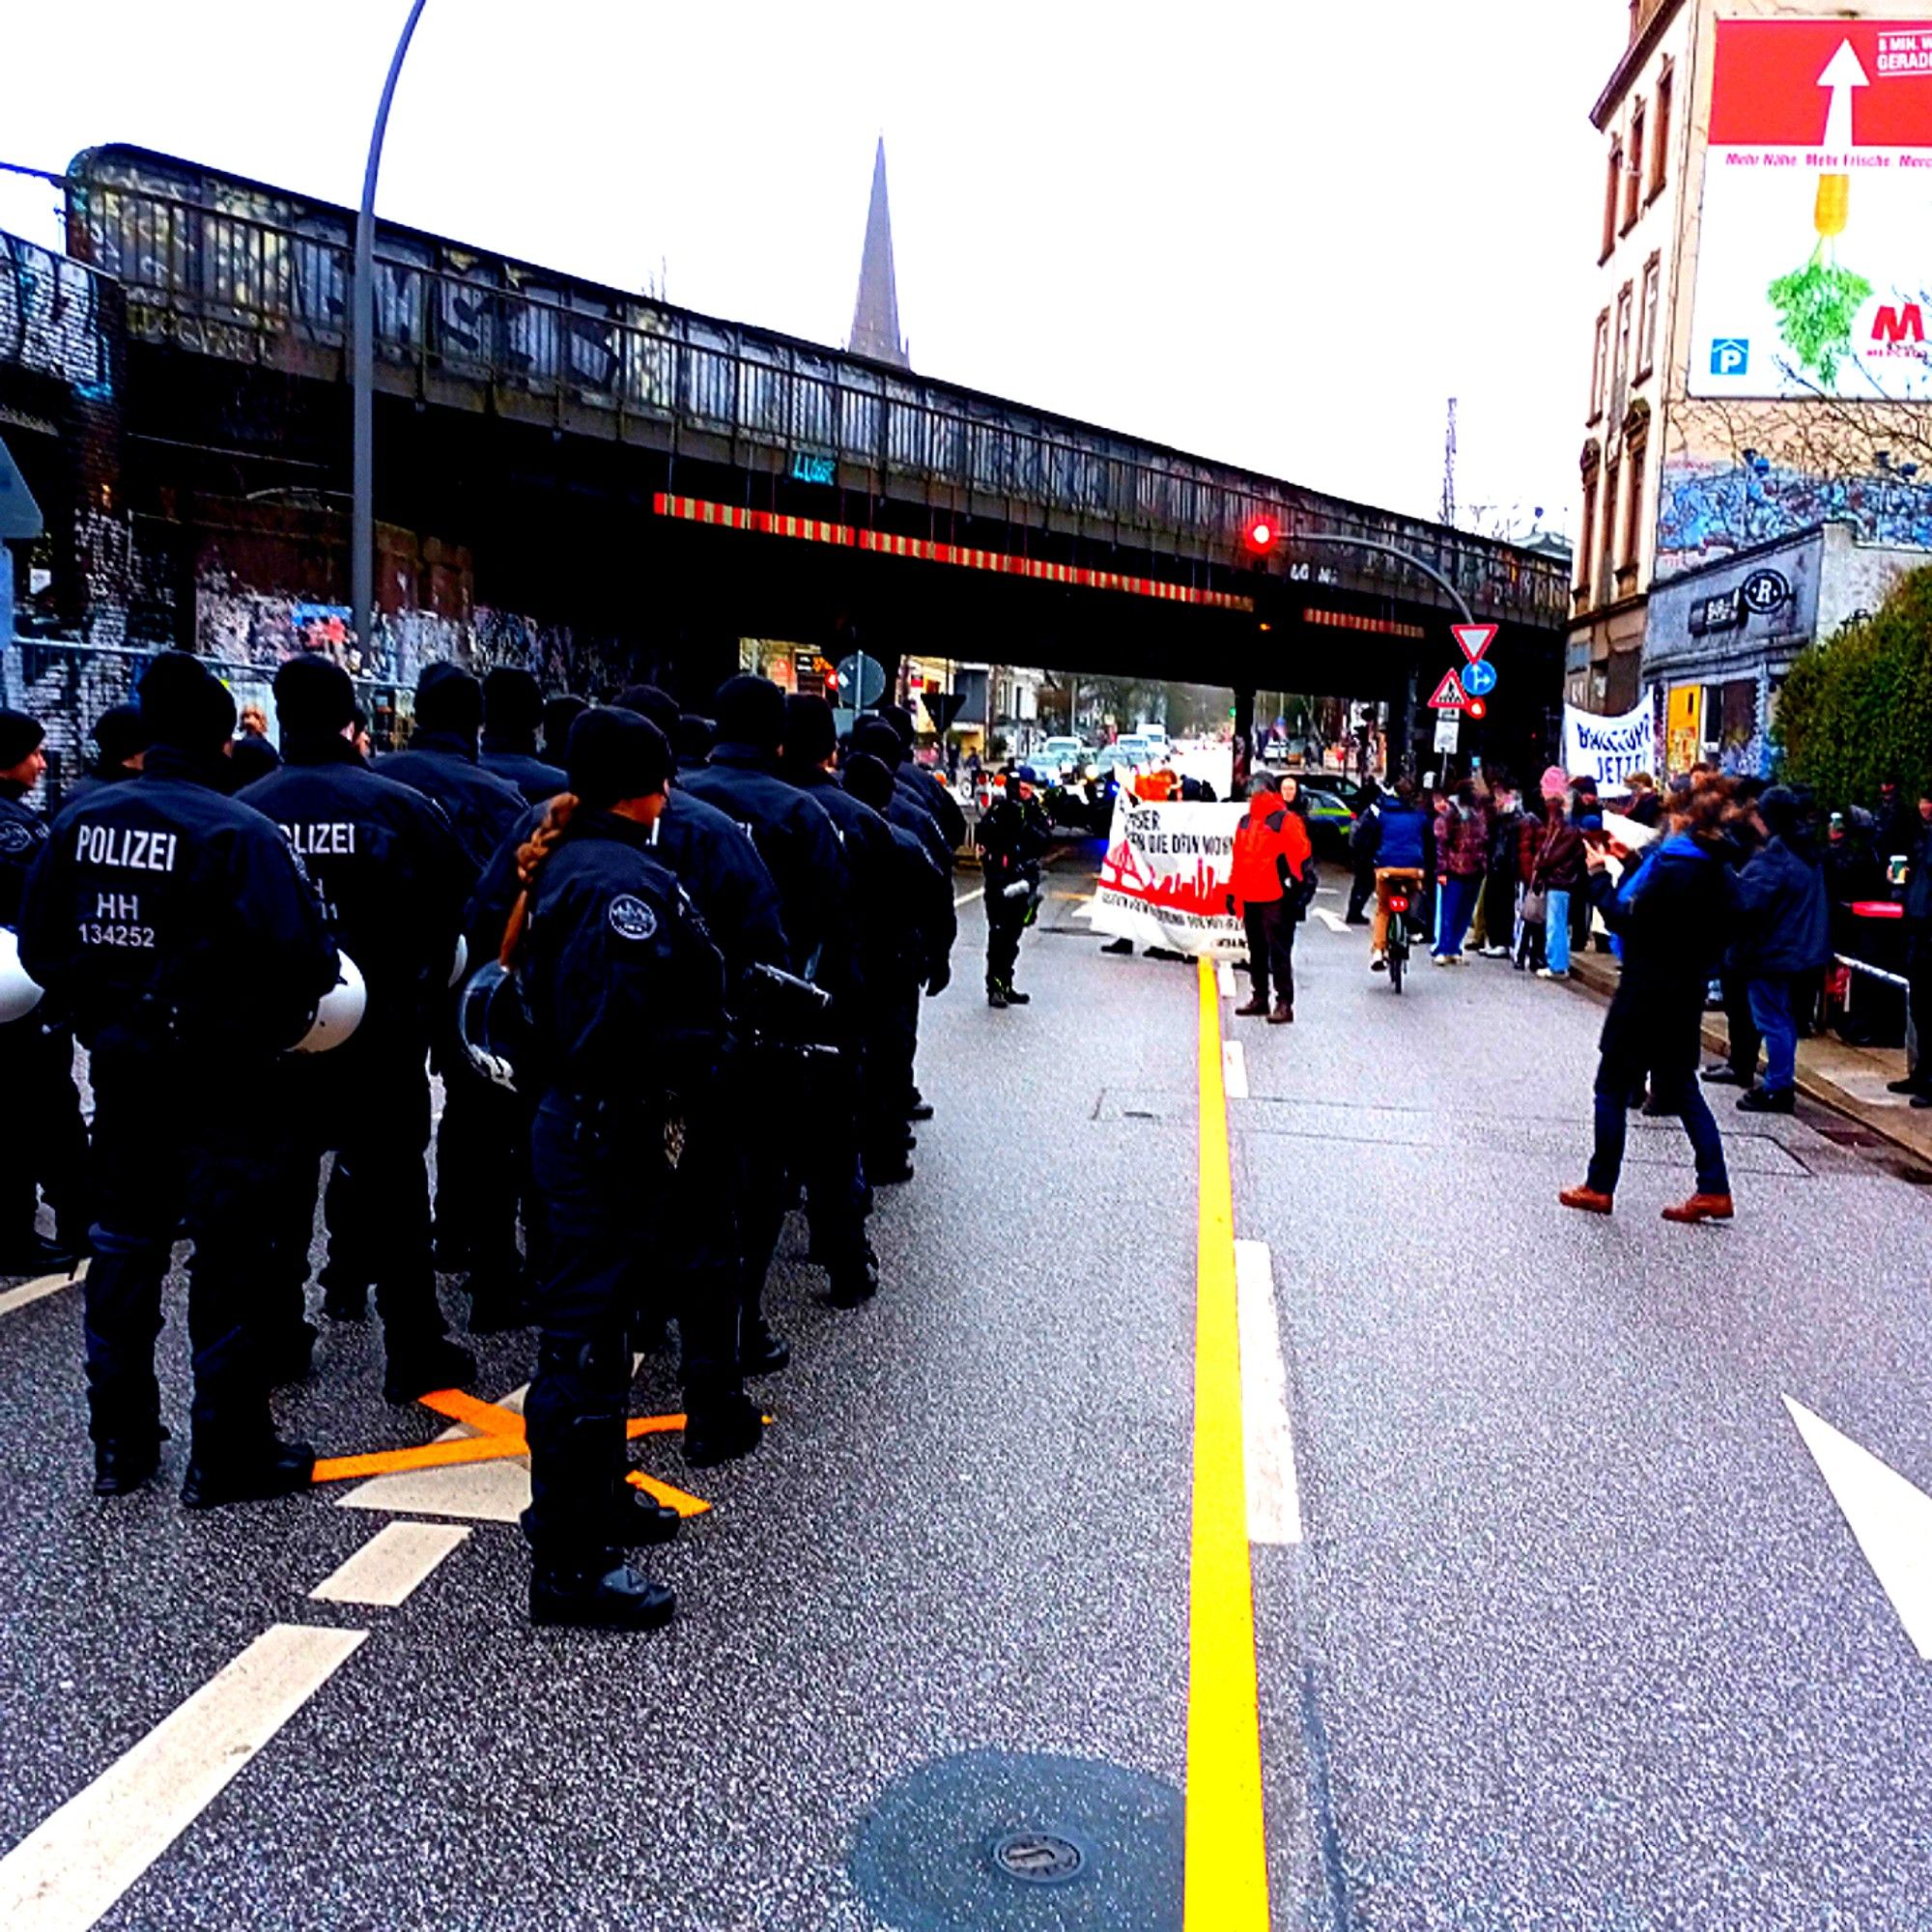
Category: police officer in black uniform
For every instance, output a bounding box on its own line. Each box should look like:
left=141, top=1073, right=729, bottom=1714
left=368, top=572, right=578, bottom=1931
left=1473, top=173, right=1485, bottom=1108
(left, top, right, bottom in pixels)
left=18, top=653, right=339, bottom=1502
left=502, top=708, right=727, bottom=1630
left=481, top=667, right=569, bottom=804
left=842, top=750, right=953, bottom=1183
left=851, top=716, right=955, bottom=878
left=379, top=662, right=530, bottom=1325
left=469, top=690, right=785, bottom=1465
left=0, top=709, right=91, bottom=1274
left=876, top=702, right=970, bottom=853
left=240, top=657, right=476, bottom=1400
left=680, top=675, right=852, bottom=1366
left=978, top=765, right=1054, bottom=1008
left=63, top=703, right=150, bottom=810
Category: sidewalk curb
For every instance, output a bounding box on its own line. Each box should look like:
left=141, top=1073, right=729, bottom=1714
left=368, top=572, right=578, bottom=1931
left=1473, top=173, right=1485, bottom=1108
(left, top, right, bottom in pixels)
left=1564, top=952, right=1932, bottom=1176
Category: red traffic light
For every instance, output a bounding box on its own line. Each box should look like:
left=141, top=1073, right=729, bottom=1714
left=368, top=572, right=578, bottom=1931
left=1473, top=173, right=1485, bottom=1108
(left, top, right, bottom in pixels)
left=824, top=669, right=840, bottom=692
left=1244, top=517, right=1277, bottom=554
left=1465, top=696, right=1488, bottom=721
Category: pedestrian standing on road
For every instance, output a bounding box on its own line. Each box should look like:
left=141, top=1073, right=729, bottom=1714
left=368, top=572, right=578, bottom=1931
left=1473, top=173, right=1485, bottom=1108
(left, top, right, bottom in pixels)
left=1345, top=778, right=1382, bottom=924
left=979, top=765, right=1052, bottom=1009
left=17, top=653, right=341, bottom=1503
left=1359, top=777, right=1433, bottom=972
left=0, top=708, right=92, bottom=1275
left=1479, top=776, right=1525, bottom=959
left=1730, top=786, right=1832, bottom=1115
left=1230, top=776, right=1314, bottom=1023
left=1532, top=788, right=1586, bottom=980
left=1432, top=781, right=1490, bottom=965
left=1560, top=777, right=1741, bottom=1224
left=1700, top=781, right=1769, bottom=1091
left=497, top=708, right=723, bottom=1631
left=1889, top=788, right=1932, bottom=1108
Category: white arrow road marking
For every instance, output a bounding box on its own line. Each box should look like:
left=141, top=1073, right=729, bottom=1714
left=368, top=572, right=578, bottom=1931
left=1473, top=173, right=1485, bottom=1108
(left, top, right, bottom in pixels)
left=1316, top=909, right=1350, bottom=935
left=0, top=1624, right=366, bottom=1931
left=0, top=1261, right=87, bottom=1321
left=1235, top=1240, right=1302, bottom=1546
left=1222, top=1038, right=1248, bottom=1099
left=338, top=1384, right=533, bottom=1523
left=310, top=1521, right=470, bottom=1607
left=1785, top=1397, right=1932, bottom=1660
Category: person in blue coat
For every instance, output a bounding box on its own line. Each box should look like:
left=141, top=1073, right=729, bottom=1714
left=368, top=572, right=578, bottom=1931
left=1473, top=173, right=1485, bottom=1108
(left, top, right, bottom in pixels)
left=1730, top=785, right=1832, bottom=1114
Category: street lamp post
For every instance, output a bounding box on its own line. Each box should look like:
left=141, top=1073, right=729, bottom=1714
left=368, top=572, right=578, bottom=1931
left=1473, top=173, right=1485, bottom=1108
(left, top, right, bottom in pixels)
left=351, top=0, right=431, bottom=656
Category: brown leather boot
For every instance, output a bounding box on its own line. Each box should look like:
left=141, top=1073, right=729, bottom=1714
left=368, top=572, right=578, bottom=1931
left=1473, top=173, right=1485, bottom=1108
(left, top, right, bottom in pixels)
left=1662, top=1192, right=1734, bottom=1224
left=1267, top=1001, right=1293, bottom=1024
left=1558, top=1185, right=1613, bottom=1215
left=1234, top=996, right=1268, bottom=1016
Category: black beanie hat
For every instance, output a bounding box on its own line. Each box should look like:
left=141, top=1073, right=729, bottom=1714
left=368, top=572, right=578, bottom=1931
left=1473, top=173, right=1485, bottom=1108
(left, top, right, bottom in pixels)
left=414, top=661, right=483, bottom=735
left=542, top=693, right=587, bottom=758
left=851, top=715, right=902, bottom=765
left=93, top=703, right=150, bottom=766
left=567, top=707, right=670, bottom=808
left=879, top=702, right=916, bottom=752
left=139, top=652, right=221, bottom=751
left=615, top=683, right=684, bottom=747
left=0, top=707, right=44, bottom=769
left=482, top=666, right=545, bottom=734
left=713, top=674, right=785, bottom=752
left=842, top=751, right=895, bottom=813
left=782, top=694, right=838, bottom=768
left=275, top=655, right=356, bottom=736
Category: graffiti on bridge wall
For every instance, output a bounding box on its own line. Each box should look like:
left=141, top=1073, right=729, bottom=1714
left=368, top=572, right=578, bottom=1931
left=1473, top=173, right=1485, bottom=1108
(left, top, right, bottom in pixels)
left=0, top=232, right=114, bottom=397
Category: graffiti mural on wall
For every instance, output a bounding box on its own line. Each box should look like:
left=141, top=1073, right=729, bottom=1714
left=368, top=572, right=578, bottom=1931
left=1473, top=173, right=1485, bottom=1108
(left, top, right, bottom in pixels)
left=0, top=231, right=114, bottom=397
left=1656, top=460, right=1932, bottom=578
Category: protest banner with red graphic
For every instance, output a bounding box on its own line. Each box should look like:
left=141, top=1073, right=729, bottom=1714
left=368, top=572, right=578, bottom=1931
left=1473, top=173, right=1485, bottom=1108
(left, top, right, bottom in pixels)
left=1080, top=796, right=1248, bottom=956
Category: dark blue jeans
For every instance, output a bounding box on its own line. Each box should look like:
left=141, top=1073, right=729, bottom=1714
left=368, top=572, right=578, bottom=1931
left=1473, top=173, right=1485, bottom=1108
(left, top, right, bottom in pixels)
left=1747, top=975, right=1798, bottom=1094
left=1433, top=875, right=1480, bottom=958
left=1587, top=1057, right=1729, bottom=1197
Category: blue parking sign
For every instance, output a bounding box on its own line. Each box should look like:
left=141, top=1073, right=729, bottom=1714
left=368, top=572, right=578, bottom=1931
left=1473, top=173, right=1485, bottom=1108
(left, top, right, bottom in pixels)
left=1710, top=338, right=1749, bottom=377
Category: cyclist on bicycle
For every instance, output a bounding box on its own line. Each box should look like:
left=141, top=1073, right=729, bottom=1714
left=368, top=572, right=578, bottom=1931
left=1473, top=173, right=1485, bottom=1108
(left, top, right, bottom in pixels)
left=1353, top=776, right=1435, bottom=973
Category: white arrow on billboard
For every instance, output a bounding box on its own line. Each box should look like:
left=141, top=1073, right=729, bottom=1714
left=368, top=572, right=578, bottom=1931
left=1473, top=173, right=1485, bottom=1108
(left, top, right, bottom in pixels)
left=1818, top=40, right=1869, bottom=156
left=1785, top=1396, right=1932, bottom=1660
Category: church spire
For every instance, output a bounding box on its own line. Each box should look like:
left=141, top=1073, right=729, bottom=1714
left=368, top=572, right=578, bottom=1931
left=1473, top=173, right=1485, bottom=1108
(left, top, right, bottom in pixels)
left=848, top=137, right=910, bottom=370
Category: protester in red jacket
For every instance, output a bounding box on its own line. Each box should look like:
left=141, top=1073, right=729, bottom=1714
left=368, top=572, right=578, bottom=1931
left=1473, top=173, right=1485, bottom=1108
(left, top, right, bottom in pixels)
left=1230, top=778, right=1317, bottom=1023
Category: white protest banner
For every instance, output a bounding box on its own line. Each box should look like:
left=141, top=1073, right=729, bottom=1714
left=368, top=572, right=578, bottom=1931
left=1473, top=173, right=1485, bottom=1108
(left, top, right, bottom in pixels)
left=1561, top=695, right=1656, bottom=790
left=1080, top=795, right=1248, bottom=957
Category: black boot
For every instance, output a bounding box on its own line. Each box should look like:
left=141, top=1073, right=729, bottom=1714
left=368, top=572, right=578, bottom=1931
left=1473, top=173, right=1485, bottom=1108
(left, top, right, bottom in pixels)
left=600, top=1486, right=682, bottom=1548
left=1002, top=984, right=1031, bottom=1005
left=683, top=1391, right=767, bottom=1467
left=383, top=1334, right=478, bottom=1405
left=181, top=1437, right=315, bottom=1510
left=828, top=1254, right=880, bottom=1309
left=0, top=1231, right=79, bottom=1278
left=738, top=1318, right=790, bottom=1377
left=529, top=1555, right=675, bottom=1632
left=94, top=1427, right=168, bottom=1497
left=986, top=983, right=1009, bottom=1009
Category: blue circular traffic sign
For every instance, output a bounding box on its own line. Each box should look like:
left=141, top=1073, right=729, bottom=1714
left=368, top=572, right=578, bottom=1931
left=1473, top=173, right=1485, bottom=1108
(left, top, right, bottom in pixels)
left=1461, top=658, right=1497, bottom=697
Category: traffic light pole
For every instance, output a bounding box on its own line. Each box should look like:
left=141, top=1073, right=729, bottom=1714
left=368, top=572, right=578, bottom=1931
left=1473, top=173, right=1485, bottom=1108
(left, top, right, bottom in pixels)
left=1287, top=534, right=1476, bottom=627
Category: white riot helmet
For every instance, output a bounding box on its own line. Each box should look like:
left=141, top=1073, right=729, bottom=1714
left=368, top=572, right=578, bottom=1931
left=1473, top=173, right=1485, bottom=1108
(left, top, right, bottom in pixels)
left=291, top=952, right=366, bottom=1053
left=456, top=960, right=526, bottom=1092
left=0, top=928, right=43, bottom=1026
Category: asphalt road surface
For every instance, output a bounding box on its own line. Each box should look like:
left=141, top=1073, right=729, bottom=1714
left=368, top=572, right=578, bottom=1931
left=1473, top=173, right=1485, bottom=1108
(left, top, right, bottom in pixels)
left=2, top=856, right=1931, bottom=1930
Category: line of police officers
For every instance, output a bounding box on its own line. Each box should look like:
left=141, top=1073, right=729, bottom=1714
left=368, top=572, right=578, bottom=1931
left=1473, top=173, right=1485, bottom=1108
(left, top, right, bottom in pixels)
left=0, top=653, right=968, bottom=1631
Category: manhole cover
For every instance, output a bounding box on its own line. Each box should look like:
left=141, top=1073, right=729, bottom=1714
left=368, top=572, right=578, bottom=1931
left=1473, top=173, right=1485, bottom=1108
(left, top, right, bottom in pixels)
left=850, top=1749, right=1181, bottom=1930
left=990, top=1830, right=1088, bottom=1886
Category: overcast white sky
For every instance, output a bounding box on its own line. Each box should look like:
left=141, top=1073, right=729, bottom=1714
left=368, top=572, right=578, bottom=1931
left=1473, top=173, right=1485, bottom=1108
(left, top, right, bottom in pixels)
left=4, top=0, right=1626, bottom=537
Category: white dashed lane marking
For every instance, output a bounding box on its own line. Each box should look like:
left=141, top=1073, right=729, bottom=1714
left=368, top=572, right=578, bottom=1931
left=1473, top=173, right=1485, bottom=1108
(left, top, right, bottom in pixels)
left=0, top=1624, right=366, bottom=1932
left=1222, top=1038, right=1249, bottom=1100
left=0, top=1263, right=86, bottom=1321
left=1234, top=1239, right=1302, bottom=1547
left=309, top=1520, right=470, bottom=1607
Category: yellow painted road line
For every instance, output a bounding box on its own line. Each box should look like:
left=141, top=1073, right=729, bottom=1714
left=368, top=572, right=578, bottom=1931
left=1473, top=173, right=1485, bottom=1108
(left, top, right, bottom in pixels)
left=0, top=1261, right=87, bottom=1321
left=1185, top=956, right=1272, bottom=1927
left=0, top=1623, right=366, bottom=1931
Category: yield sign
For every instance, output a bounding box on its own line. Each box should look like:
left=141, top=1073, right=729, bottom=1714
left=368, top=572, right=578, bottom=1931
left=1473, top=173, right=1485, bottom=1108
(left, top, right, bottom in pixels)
left=1427, top=669, right=1468, bottom=711
left=1452, top=623, right=1497, bottom=664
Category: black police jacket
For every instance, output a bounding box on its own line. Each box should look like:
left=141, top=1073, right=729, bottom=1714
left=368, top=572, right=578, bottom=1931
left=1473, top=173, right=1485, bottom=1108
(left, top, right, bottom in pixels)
left=0, top=781, right=48, bottom=928
left=480, top=737, right=570, bottom=805
left=377, top=728, right=526, bottom=876
left=240, top=735, right=469, bottom=1033
left=680, top=743, right=849, bottom=980
left=516, top=809, right=726, bottom=1098
left=896, top=756, right=967, bottom=851
left=881, top=818, right=955, bottom=982
left=20, top=743, right=338, bottom=1051
left=469, top=788, right=789, bottom=985
left=787, top=764, right=900, bottom=1000
left=879, top=779, right=955, bottom=876
left=977, top=795, right=1053, bottom=882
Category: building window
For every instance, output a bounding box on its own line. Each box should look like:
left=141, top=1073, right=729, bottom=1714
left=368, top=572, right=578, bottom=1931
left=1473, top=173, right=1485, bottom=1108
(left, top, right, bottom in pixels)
left=1588, top=310, right=1610, bottom=421
left=1601, top=458, right=1620, bottom=601
left=1577, top=472, right=1599, bottom=603
left=1622, top=456, right=1644, bottom=573
left=1602, top=140, right=1622, bottom=261
left=1652, top=63, right=1673, bottom=199
left=1611, top=282, right=1634, bottom=427
left=1626, top=101, right=1646, bottom=228
left=1636, top=255, right=1661, bottom=380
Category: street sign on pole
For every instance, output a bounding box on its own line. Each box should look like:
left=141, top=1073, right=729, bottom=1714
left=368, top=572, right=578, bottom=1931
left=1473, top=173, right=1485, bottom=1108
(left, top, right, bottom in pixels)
left=1452, top=623, right=1497, bottom=663
left=837, top=652, right=888, bottom=710
left=923, top=690, right=965, bottom=732
left=1427, top=669, right=1469, bottom=710
left=1461, top=658, right=1497, bottom=698
left=1434, top=713, right=1461, bottom=753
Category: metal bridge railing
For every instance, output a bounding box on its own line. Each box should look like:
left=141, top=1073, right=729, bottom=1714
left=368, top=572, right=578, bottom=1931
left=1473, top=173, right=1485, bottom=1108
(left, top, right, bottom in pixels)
left=59, top=172, right=1569, bottom=628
